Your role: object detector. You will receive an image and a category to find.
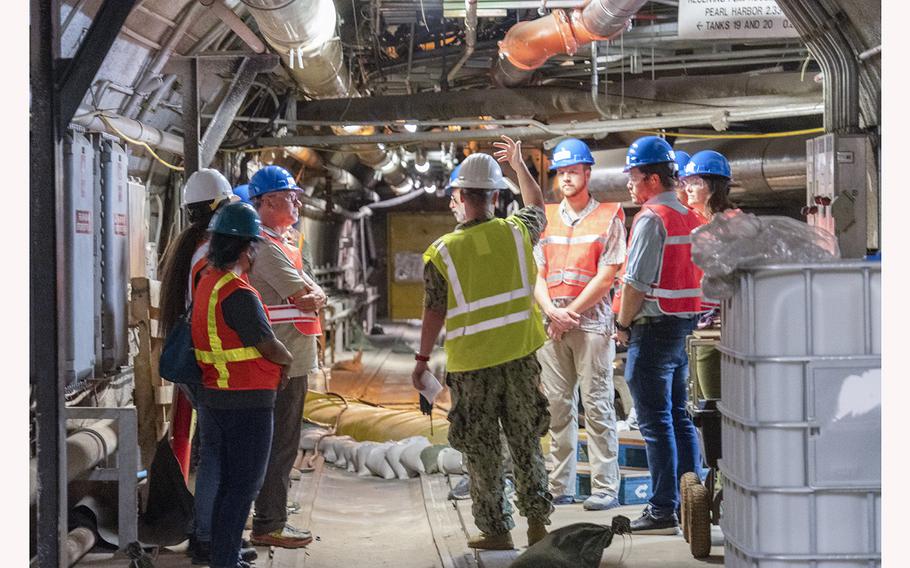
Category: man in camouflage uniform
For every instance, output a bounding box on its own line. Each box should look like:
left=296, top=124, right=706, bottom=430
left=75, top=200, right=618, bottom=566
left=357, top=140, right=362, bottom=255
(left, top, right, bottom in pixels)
left=412, top=137, right=553, bottom=550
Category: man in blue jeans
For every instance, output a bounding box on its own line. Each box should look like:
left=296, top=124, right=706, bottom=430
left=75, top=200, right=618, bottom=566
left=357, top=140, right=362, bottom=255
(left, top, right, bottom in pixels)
left=612, top=136, right=704, bottom=535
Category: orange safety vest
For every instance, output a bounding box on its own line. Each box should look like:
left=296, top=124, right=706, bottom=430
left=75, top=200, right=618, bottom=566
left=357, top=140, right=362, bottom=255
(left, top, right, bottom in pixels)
left=261, top=230, right=323, bottom=336
left=540, top=202, right=623, bottom=300
left=624, top=203, right=704, bottom=315
left=192, top=268, right=282, bottom=391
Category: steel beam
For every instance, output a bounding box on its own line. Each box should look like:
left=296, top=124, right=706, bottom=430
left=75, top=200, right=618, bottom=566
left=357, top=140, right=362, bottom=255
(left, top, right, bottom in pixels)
left=31, top=0, right=67, bottom=565
left=56, top=0, right=139, bottom=130
left=199, top=54, right=278, bottom=168
left=167, top=53, right=278, bottom=174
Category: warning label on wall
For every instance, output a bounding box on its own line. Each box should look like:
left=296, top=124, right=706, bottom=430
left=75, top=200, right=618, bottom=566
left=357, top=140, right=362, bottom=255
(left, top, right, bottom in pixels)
left=678, top=0, right=800, bottom=40
left=114, top=214, right=128, bottom=237
left=76, top=210, right=91, bottom=234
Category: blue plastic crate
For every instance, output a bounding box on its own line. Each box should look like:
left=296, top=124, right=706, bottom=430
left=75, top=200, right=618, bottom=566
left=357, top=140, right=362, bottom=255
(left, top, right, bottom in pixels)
left=576, top=472, right=592, bottom=498
left=619, top=469, right=653, bottom=505
left=576, top=439, right=589, bottom=463
left=618, top=441, right=648, bottom=469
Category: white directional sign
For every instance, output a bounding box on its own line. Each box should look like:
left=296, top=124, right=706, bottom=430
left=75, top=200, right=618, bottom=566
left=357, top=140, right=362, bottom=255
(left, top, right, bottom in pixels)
left=678, top=0, right=800, bottom=40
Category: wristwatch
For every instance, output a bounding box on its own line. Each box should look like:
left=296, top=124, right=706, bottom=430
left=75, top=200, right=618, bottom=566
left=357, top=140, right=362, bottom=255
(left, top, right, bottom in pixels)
left=615, top=320, right=632, bottom=334
left=414, top=353, right=431, bottom=362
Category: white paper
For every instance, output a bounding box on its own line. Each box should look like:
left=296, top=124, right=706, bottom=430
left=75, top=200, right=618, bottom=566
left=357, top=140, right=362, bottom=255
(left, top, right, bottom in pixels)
left=419, top=370, right=443, bottom=404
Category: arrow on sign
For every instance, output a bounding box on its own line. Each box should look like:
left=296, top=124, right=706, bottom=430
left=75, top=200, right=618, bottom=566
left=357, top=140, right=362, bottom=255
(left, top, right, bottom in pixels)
left=697, top=22, right=703, bottom=30
left=635, top=484, right=649, bottom=499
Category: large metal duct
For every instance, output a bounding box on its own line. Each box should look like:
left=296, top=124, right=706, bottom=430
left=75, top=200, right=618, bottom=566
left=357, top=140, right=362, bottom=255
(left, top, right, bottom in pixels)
left=244, top=0, right=410, bottom=191
left=588, top=136, right=811, bottom=203
left=493, top=0, right=648, bottom=87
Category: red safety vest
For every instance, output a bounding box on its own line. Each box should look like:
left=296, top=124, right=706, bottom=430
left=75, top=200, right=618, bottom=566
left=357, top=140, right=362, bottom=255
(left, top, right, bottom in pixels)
left=192, top=268, right=282, bottom=391
left=261, top=230, right=323, bottom=336
left=540, top=202, right=623, bottom=300
left=626, top=203, right=704, bottom=315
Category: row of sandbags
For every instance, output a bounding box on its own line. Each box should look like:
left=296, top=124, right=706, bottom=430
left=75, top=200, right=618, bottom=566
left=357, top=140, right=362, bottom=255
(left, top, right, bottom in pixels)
left=299, top=428, right=467, bottom=480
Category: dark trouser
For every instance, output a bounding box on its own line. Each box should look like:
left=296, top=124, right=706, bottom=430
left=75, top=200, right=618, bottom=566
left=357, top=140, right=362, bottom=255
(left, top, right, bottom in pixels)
left=200, top=406, right=273, bottom=568
left=625, top=316, right=701, bottom=517
left=252, top=375, right=308, bottom=534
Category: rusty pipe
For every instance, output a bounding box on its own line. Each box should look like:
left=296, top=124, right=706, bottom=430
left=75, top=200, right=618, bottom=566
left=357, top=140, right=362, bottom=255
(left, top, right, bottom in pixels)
left=493, top=0, right=647, bottom=87
left=199, top=0, right=266, bottom=53
left=447, top=0, right=477, bottom=84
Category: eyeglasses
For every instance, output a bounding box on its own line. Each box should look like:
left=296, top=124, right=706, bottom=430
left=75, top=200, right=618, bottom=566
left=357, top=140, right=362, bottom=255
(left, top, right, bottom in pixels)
left=268, top=191, right=300, bottom=203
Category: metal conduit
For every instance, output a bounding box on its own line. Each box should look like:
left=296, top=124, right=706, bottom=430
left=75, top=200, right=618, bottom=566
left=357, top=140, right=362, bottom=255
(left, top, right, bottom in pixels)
left=492, top=0, right=648, bottom=86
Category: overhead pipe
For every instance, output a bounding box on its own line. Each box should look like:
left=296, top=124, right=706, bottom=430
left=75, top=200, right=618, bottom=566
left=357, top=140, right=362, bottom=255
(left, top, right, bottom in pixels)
left=72, top=106, right=185, bottom=155
left=260, top=96, right=823, bottom=146
left=244, top=0, right=411, bottom=191
left=492, top=0, right=648, bottom=87
left=293, top=72, right=820, bottom=122
left=447, top=0, right=477, bottom=84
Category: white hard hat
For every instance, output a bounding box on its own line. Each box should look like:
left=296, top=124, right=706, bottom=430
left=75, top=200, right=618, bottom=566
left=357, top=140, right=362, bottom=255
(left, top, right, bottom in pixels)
left=182, top=168, right=236, bottom=207
left=450, top=153, right=508, bottom=191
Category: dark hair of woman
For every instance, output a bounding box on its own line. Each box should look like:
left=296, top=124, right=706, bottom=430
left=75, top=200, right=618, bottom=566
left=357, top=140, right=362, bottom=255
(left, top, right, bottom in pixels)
left=702, top=174, right=736, bottom=216
left=158, top=201, right=215, bottom=338
left=207, top=233, right=255, bottom=270
left=638, top=162, right=677, bottom=190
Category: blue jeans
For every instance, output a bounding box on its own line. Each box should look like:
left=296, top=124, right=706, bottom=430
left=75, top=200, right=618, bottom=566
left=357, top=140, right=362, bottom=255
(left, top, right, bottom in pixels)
left=625, top=316, right=700, bottom=517
left=198, top=405, right=274, bottom=568
left=179, top=385, right=219, bottom=545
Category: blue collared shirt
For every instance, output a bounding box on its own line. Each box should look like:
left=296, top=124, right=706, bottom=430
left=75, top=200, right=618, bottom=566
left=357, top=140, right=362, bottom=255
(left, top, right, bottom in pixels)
left=623, top=190, right=695, bottom=318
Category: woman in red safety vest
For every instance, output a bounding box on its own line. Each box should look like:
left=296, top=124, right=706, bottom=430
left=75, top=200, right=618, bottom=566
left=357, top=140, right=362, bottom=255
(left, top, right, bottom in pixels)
left=191, top=202, right=293, bottom=568
left=681, top=150, right=739, bottom=315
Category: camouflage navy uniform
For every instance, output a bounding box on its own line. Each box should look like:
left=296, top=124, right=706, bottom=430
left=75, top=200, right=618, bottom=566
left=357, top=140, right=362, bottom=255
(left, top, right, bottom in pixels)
left=424, top=206, right=554, bottom=535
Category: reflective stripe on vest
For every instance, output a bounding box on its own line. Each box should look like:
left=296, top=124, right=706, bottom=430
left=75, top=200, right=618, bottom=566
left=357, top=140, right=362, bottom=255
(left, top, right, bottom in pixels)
left=261, top=230, right=323, bottom=336
left=630, top=203, right=704, bottom=315
left=540, top=202, right=621, bottom=300
left=196, top=271, right=265, bottom=389
left=435, top=223, right=531, bottom=337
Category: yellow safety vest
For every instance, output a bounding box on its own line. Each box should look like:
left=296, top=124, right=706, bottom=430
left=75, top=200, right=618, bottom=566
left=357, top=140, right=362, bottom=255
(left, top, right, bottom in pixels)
left=424, top=216, right=546, bottom=372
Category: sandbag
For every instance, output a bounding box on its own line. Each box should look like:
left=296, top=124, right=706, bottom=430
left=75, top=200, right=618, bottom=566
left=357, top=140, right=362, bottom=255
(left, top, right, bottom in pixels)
left=339, top=439, right=360, bottom=472
left=386, top=436, right=426, bottom=480
left=437, top=447, right=465, bottom=475
left=511, top=519, right=630, bottom=568
left=420, top=444, right=448, bottom=474
left=318, top=435, right=346, bottom=463
left=366, top=442, right=396, bottom=480
left=300, top=427, right=329, bottom=451
left=330, top=435, right=354, bottom=468
left=400, top=437, right=432, bottom=476
left=355, top=442, right=379, bottom=476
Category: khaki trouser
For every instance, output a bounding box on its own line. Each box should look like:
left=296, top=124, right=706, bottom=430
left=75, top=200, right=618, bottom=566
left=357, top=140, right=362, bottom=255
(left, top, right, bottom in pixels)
left=538, top=329, right=620, bottom=497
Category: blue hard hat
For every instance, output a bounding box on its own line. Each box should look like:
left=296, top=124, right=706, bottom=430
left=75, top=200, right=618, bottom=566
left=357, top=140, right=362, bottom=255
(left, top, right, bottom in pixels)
left=208, top=202, right=262, bottom=239
left=674, top=151, right=691, bottom=176
left=624, top=136, right=676, bottom=172
left=232, top=184, right=252, bottom=204
left=549, top=138, right=595, bottom=170
left=248, top=165, right=303, bottom=198
left=684, top=150, right=732, bottom=179
left=445, top=164, right=462, bottom=194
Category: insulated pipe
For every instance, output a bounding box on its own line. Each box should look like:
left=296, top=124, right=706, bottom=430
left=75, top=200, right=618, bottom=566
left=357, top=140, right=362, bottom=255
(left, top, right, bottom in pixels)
left=71, top=107, right=184, bottom=155
left=493, top=0, right=648, bottom=87
left=30, top=420, right=119, bottom=506
left=587, top=136, right=811, bottom=203
left=243, top=0, right=352, bottom=99
left=245, top=0, right=411, bottom=191
left=65, top=527, right=97, bottom=567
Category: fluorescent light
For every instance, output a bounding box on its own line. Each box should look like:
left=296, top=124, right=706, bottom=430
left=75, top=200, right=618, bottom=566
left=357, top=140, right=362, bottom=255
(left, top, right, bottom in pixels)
left=343, top=124, right=363, bottom=133
left=415, top=160, right=430, bottom=173
left=424, top=184, right=437, bottom=194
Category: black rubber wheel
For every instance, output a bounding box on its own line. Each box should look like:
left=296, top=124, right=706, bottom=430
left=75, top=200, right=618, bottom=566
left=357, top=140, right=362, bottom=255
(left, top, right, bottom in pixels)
left=687, top=484, right=712, bottom=558
left=679, top=471, right=700, bottom=543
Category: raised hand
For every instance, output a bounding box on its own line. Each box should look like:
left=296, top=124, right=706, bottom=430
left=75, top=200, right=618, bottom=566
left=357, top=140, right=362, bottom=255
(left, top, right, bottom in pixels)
left=492, top=135, right=523, bottom=172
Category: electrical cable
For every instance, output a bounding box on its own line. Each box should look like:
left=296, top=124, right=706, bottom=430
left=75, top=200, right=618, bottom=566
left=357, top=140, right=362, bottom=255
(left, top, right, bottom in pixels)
left=97, top=114, right=185, bottom=171
left=638, top=127, right=825, bottom=140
